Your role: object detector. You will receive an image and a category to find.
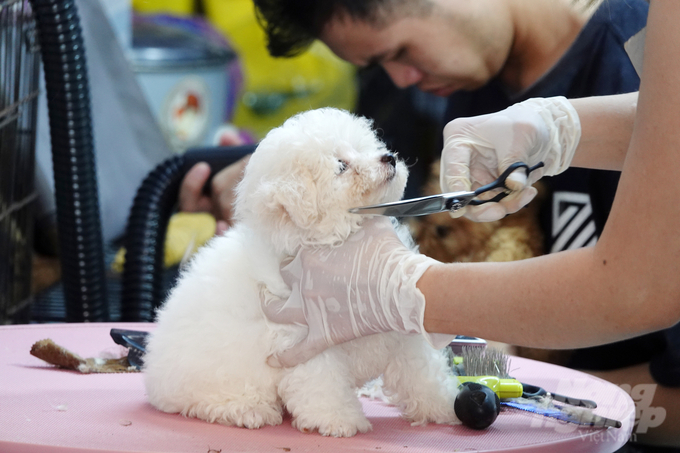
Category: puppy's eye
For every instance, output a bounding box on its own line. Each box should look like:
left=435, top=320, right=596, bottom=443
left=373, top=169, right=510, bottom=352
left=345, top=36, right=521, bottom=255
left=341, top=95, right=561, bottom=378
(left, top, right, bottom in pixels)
left=337, top=160, right=349, bottom=174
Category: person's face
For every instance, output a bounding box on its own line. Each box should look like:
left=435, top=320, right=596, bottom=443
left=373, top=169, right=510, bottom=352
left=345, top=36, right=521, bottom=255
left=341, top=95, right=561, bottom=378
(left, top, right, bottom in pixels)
left=319, top=0, right=514, bottom=97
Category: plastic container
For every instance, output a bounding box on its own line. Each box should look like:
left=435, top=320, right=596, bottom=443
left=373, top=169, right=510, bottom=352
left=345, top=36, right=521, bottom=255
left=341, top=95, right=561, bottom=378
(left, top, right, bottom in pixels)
left=128, top=16, right=237, bottom=154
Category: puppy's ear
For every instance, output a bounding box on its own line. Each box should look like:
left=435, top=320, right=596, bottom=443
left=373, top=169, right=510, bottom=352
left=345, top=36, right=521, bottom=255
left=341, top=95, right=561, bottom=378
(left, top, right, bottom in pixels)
left=259, top=170, right=319, bottom=230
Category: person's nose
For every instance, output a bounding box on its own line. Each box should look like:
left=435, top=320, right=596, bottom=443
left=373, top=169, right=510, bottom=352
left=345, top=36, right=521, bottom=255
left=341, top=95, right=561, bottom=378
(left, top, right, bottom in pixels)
left=382, top=61, right=423, bottom=88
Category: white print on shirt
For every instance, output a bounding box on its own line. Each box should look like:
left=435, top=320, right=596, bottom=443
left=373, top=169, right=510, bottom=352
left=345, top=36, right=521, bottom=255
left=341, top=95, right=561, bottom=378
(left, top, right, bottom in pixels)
left=551, top=191, right=598, bottom=253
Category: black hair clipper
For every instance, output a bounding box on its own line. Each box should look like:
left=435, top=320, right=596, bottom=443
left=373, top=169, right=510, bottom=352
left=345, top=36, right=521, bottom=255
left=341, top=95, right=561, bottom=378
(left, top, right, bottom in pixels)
left=110, top=329, right=150, bottom=370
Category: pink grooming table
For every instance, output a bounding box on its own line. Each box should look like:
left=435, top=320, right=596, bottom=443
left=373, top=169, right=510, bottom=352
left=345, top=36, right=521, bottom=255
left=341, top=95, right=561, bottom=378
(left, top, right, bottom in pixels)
left=1, top=323, right=634, bottom=453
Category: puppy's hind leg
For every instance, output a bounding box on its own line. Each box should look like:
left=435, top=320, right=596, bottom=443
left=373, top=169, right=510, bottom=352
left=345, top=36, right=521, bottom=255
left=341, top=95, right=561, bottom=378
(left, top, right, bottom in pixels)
left=382, top=336, right=459, bottom=426
left=278, top=352, right=372, bottom=437
left=183, top=377, right=284, bottom=429
left=157, top=339, right=285, bottom=429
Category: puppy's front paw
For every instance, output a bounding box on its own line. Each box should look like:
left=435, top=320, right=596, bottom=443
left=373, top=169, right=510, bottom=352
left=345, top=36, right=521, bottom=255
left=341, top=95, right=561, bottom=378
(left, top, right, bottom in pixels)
left=236, top=405, right=284, bottom=429
left=210, top=403, right=284, bottom=429
left=293, top=414, right=372, bottom=437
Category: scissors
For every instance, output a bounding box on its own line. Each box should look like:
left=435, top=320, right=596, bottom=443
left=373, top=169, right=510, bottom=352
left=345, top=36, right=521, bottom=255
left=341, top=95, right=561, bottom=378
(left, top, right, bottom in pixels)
left=350, top=162, right=545, bottom=217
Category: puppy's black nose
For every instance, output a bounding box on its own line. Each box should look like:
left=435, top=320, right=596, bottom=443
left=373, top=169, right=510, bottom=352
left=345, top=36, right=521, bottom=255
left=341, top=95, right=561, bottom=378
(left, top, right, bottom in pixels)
left=381, top=153, right=396, bottom=167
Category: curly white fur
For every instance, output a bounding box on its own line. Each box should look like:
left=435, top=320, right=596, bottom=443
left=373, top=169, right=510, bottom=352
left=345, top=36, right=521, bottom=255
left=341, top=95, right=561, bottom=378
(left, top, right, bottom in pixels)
left=143, top=108, right=459, bottom=437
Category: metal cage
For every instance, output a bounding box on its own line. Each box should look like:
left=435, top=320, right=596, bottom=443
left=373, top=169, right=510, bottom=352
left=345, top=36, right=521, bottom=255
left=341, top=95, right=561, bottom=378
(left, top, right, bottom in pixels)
left=0, top=0, right=40, bottom=323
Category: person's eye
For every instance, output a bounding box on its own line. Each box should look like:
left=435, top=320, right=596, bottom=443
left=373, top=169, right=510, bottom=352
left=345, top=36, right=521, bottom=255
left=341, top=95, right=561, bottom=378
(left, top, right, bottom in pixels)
left=337, top=159, right=349, bottom=174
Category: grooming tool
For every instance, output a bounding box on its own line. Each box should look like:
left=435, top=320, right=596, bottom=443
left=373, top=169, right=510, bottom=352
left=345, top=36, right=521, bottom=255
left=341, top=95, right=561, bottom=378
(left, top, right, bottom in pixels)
left=457, top=346, right=598, bottom=408
left=502, top=400, right=622, bottom=428
left=448, top=335, right=487, bottom=355
left=349, top=162, right=544, bottom=217
left=110, top=329, right=150, bottom=369
left=457, top=375, right=524, bottom=399
left=451, top=347, right=524, bottom=399
left=452, top=347, right=516, bottom=430
left=454, top=381, right=501, bottom=430
left=452, top=346, right=622, bottom=429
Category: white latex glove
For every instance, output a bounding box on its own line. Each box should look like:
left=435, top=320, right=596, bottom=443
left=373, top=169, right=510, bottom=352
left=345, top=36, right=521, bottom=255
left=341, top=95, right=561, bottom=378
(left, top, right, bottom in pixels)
left=261, top=217, right=452, bottom=368
left=441, top=96, right=581, bottom=222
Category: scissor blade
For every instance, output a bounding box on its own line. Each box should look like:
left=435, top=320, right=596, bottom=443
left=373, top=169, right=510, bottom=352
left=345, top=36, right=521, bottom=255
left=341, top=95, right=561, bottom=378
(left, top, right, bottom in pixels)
left=350, top=193, right=462, bottom=217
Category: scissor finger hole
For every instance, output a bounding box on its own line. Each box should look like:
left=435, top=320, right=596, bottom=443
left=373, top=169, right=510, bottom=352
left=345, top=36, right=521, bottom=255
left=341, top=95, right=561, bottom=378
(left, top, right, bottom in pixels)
left=505, top=169, right=527, bottom=191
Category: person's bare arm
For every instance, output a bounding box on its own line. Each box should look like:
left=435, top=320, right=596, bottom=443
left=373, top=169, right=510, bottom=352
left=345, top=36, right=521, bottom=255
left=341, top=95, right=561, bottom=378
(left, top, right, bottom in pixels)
left=421, top=1, right=680, bottom=348
left=569, top=92, right=637, bottom=171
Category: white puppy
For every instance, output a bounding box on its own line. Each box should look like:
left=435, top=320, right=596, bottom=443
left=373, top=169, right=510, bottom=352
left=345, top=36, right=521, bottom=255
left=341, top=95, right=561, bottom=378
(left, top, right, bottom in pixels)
left=143, top=108, right=458, bottom=437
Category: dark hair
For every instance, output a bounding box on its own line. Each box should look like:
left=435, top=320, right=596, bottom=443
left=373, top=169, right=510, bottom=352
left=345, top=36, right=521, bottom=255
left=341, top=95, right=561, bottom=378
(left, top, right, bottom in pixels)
left=253, top=0, right=390, bottom=57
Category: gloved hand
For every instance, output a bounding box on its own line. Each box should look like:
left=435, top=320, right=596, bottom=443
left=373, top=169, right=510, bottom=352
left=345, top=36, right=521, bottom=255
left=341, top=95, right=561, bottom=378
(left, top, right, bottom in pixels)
left=440, top=96, right=581, bottom=221
left=261, top=217, right=452, bottom=368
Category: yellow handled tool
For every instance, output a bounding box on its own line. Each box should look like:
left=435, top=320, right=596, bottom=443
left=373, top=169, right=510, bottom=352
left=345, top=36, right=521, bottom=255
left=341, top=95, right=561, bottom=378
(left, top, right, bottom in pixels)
left=456, top=375, right=523, bottom=399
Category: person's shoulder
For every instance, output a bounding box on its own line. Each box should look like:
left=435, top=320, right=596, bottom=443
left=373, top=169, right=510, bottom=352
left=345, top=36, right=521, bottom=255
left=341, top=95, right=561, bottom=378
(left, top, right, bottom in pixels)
left=587, top=0, right=648, bottom=41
